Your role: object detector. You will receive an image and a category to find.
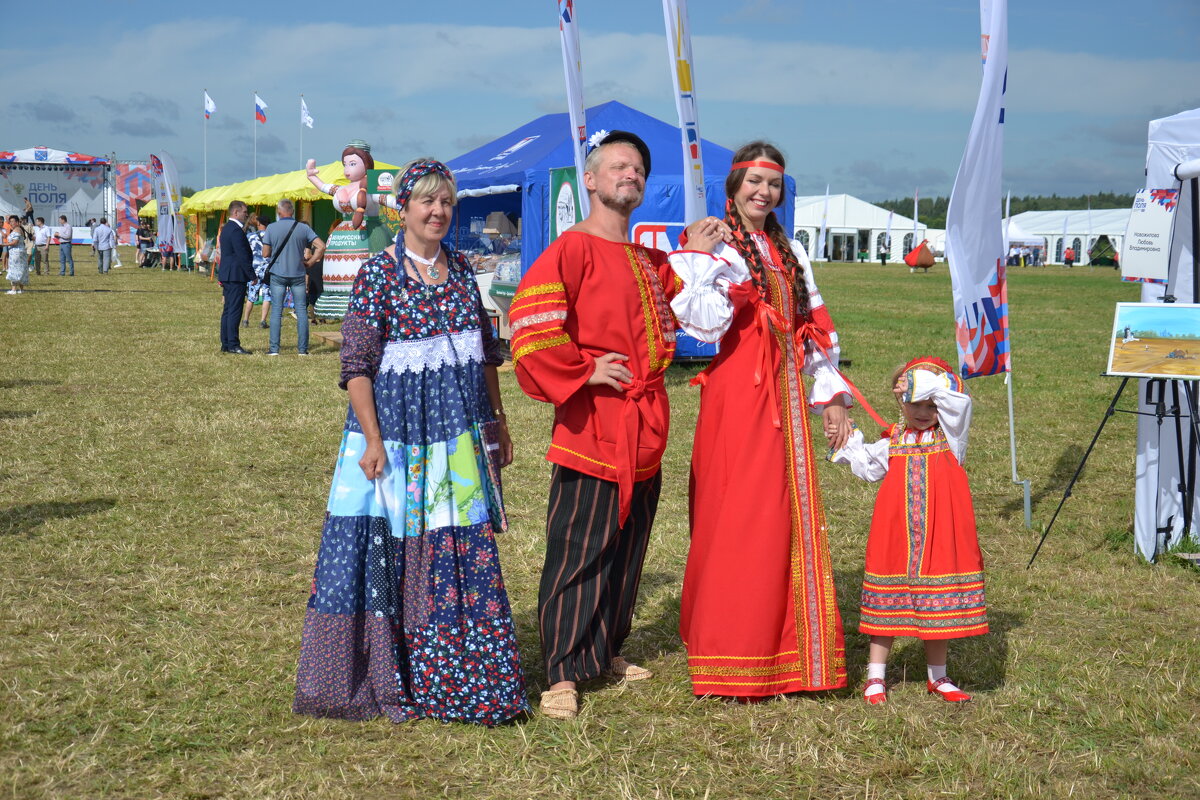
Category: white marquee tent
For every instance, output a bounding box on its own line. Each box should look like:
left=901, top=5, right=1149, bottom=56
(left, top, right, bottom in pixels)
left=1009, top=208, right=1130, bottom=265
left=793, top=194, right=928, bottom=263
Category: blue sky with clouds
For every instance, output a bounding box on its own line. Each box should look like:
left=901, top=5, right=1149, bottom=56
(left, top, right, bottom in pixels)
left=4, top=0, right=1198, bottom=200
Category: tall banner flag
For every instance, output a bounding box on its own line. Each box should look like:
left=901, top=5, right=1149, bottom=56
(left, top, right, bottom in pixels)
left=945, top=0, right=1010, bottom=377
left=662, top=0, right=706, bottom=223
left=149, top=151, right=186, bottom=257
left=885, top=209, right=894, bottom=250
left=816, top=184, right=829, bottom=260
left=557, top=0, right=590, bottom=219
left=912, top=188, right=919, bottom=245
left=204, top=91, right=216, bottom=119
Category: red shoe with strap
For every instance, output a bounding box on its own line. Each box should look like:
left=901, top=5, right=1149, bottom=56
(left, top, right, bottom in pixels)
left=862, top=678, right=888, bottom=705
left=927, top=677, right=971, bottom=702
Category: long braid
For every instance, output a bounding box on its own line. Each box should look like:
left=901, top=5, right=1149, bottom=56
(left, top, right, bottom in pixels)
left=724, top=197, right=770, bottom=296
left=764, top=213, right=811, bottom=320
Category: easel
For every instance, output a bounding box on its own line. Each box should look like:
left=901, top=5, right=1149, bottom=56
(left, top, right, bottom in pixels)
left=1028, top=163, right=1200, bottom=567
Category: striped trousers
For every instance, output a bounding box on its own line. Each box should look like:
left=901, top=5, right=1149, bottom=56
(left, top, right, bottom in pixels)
left=538, top=465, right=662, bottom=685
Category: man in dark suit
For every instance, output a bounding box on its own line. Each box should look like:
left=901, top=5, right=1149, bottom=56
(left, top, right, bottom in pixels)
left=218, top=200, right=255, bottom=354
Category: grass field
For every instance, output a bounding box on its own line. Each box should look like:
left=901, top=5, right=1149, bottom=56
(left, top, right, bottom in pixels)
left=2, top=251, right=1198, bottom=799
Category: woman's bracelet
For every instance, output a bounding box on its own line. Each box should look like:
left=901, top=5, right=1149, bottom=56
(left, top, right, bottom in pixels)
left=493, top=408, right=506, bottom=420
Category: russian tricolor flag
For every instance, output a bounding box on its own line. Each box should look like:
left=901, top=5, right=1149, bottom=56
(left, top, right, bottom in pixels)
left=254, top=93, right=268, bottom=124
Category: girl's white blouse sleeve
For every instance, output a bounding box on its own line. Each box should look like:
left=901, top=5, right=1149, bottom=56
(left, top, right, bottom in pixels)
left=667, top=243, right=748, bottom=343
left=909, top=370, right=973, bottom=464
left=830, top=428, right=889, bottom=482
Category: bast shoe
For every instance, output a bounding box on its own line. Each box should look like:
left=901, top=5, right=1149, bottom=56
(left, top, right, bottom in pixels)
left=607, top=656, right=653, bottom=681
left=539, top=688, right=579, bottom=720
left=927, top=677, right=971, bottom=703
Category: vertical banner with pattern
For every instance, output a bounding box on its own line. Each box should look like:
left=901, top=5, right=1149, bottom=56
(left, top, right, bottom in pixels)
left=662, top=0, right=706, bottom=223
left=114, top=163, right=152, bottom=245
left=149, top=151, right=186, bottom=256
left=945, top=0, right=1010, bottom=377
left=557, top=0, right=589, bottom=220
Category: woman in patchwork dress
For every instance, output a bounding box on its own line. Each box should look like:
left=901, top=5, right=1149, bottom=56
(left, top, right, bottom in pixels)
left=293, top=159, right=527, bottom=725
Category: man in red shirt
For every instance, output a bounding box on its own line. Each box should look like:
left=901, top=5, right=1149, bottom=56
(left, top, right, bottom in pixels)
left=511, top=131, right=680, bottom=720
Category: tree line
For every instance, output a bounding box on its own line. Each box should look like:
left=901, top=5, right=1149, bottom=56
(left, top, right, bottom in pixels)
left=873, top=192, right=1134, bottom=229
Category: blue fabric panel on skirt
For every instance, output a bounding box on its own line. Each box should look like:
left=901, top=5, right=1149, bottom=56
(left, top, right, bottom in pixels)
left=343, top=360, right=492, bottom=445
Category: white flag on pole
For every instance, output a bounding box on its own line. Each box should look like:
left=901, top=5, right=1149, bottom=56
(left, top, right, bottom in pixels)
left=815, top=184, right=829, bottom=260
left=662, top=0, right=706, bottom=223
left=945, top=0, right=1010, bottom=377
left=912, top=188, right=919, bottom=245
left=300, top=97, right=314, bottom=129
left=204, top=91, right=216, bottom=119
left=557, top=0, right=590, bottom=219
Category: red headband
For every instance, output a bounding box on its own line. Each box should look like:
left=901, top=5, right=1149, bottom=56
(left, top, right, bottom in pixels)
left=731, top=160, right=784, bottom=174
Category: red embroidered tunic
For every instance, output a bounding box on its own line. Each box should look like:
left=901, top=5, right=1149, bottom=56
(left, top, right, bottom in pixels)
left=510, top=231, right=680, bottom=523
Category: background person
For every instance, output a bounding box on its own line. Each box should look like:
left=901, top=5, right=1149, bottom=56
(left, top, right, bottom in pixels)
left=293, top=158, right=526, bottom=726
left=668, top=141, right=853, bottom=699
left=260, top=199, right=323, bottom=356
left=241, top=213, right=272, bottom=329
left=32, top=218, right=50, bottom=276
left=56, top=216, right=74, bottom=276
left=217, top=201, right=255, bottom=355
left=93, top=218, right=116, bottom=274
left=6, top=215, right=30, bottom=294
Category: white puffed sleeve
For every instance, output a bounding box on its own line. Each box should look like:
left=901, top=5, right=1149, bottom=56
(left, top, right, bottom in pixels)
left=668, top=249, right=743, bottom=343
left=908, top=369, right=973, bottom=464
left=830, top=428, right=890, bottom=482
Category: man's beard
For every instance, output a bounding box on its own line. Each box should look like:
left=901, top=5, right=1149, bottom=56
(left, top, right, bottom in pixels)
left=596, top=182, right=643, bottom=213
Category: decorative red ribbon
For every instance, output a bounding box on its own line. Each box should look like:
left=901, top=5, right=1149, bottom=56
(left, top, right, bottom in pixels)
left=730, top=160, right=784, bottom=173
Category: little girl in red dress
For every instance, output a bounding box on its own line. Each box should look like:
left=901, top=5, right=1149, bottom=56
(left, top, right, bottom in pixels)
left=832, top=356, right=988, bottom=704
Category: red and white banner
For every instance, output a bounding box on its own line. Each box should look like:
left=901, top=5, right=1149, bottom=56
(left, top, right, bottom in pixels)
left=557, top=0, right=589, bottom=219
left=945, top=0, right=1010, bottom=377
left=662, top=0, right=706, bottom=223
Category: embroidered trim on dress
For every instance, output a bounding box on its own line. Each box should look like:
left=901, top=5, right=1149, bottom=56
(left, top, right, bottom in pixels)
left=510, top=310, right=568, bottom=333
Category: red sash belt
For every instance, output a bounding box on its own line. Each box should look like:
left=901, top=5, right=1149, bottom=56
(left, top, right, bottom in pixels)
left=615, top=374, right=664, bottom=526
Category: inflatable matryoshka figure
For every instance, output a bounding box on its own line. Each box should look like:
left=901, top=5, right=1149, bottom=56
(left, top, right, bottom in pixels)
left=306, top=140, right=398, bottom=319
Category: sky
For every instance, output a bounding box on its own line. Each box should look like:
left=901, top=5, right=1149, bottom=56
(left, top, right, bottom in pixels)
left=4, top=0, right=1198, bottom=202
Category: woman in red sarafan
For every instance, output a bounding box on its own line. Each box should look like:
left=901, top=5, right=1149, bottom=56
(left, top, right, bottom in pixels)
left=668, top=142, right=854, bottom=698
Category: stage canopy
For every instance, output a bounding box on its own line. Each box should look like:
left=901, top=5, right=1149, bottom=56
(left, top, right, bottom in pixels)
left=446, top=100, right=795, bottom=276
left=0, top=147, right=109, bottom=165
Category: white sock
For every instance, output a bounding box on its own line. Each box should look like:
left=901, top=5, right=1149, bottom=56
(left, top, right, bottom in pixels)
left=927, top=664, right=960, bottom=692
left=865, top=663, right=887, bottom=696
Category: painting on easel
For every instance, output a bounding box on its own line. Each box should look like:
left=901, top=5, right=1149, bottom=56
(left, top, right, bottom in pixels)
left=1107, top=302, right=1200, bottom=380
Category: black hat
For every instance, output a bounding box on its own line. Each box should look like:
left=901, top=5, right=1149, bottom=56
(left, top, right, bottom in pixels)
left=590, top=130, right=651, bottom=177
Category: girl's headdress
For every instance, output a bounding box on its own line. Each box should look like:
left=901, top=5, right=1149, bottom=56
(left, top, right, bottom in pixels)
left=395, top=159, right=454, bottom=209
left=900, top=356, right=966, bottom=394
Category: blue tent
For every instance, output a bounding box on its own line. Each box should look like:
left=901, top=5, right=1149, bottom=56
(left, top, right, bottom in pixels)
left=447, top=100, right=796, bottom=277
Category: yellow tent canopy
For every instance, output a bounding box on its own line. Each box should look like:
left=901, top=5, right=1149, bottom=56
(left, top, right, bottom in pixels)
left=137, top=203, right=156, bottom=219
left=180, top=161, right=400, bottom=214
